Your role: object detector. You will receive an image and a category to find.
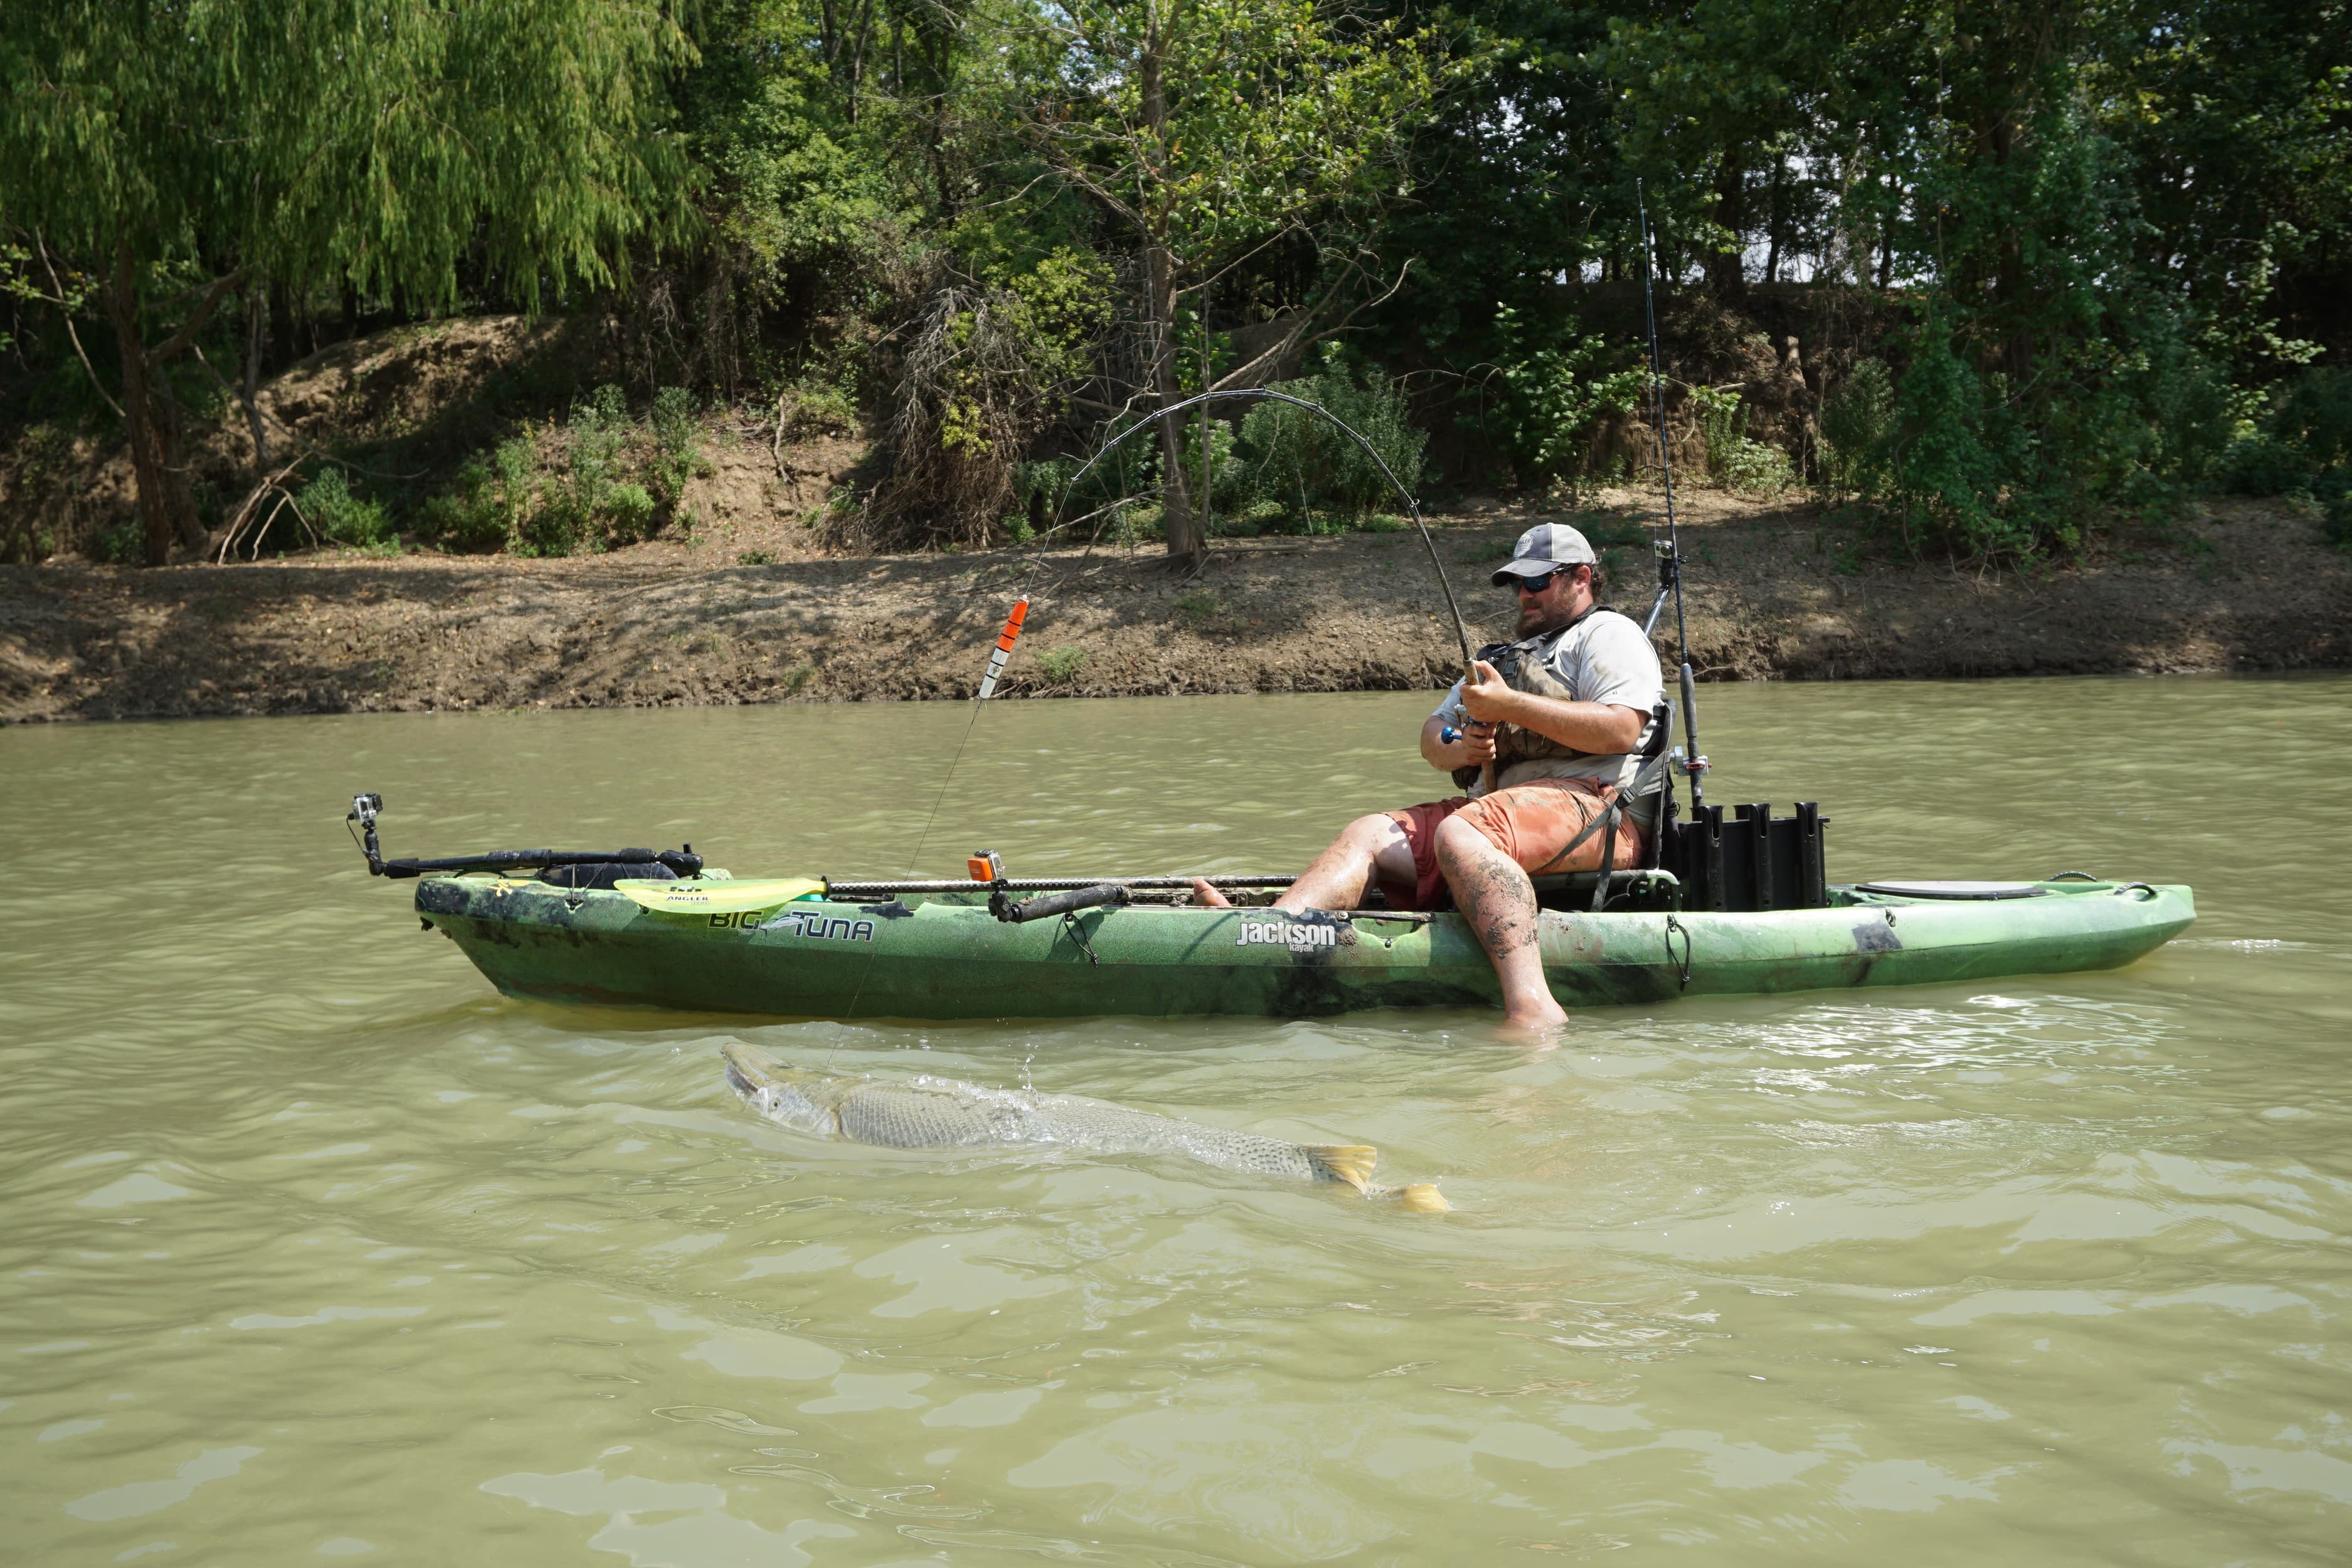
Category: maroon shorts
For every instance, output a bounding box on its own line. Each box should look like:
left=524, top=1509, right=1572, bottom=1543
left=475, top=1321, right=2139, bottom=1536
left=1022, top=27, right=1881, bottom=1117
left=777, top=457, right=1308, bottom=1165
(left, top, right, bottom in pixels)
left=1382, top=778, right=1648, bottom=912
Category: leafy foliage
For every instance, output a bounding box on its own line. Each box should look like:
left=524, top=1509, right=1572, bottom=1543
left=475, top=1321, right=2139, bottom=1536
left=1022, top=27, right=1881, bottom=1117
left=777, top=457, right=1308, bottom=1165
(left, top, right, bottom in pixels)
left=6, top=0, right=2347, bottom=572
left=2, top=0, right=691, bottom=561
left=1486, top=305, right=1648, bottom=485
left=301, top=469, right=395, bottom=549
left=1224, top=354, right=1428, bottom=531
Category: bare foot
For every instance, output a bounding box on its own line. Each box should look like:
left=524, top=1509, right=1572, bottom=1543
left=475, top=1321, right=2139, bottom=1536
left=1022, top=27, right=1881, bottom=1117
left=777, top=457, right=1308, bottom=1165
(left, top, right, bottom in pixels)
left=1189, top=878, right=1233, bottom=908
left=1493, top=1005, right=1570, bottom=1047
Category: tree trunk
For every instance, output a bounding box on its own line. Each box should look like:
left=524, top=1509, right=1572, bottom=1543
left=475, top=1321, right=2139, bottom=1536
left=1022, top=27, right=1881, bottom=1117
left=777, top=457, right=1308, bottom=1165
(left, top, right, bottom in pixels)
left=102, top=245, right=200, bottom=566
left=1147, top=243, right=1197, bottom=558
left=1140, top=4, right=1200, bottom=561
left=1708, top=152, right=1747, bottom=294
left=243, top=282, right=272, bottom=472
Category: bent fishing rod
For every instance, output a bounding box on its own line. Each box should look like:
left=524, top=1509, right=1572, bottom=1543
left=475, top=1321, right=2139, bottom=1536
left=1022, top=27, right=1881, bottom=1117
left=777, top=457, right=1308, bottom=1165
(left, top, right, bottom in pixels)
left=1638, top=179, right=1709, bottom=813
left=894, top=381, right=1484, bottom=890
left=1050, top=387, right=1478, bottom=671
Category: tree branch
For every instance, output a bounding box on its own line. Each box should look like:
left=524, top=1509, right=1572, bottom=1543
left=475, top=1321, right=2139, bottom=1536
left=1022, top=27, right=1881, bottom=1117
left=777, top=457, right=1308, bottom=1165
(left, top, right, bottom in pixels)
left=33, top=233, right=125, bottom=420
left=147, top=266, right=249, bottom=366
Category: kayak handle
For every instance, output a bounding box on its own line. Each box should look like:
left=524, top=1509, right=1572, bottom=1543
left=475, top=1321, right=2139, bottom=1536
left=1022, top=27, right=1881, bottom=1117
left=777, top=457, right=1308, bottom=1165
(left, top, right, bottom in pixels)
left=994, top=882, right=1132, bottom=924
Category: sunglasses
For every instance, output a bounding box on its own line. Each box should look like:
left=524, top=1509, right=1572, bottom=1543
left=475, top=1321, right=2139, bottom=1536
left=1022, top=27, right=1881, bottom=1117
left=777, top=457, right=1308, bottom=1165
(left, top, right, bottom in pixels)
left=1509, top=568, right=1574, bottom=593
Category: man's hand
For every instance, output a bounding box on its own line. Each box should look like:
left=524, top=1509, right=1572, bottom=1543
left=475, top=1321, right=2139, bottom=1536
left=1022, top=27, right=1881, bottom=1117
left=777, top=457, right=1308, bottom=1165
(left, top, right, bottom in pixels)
left=1454, top=720, right=1497, bottom=764
left=1459, top=659, right=1519, bottom=725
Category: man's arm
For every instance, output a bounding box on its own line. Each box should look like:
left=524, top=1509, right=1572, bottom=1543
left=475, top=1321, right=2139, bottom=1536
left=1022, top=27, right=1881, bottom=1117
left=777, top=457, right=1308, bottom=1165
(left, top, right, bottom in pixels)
left=1456, top=660, right=1645, bottom=753
left=1420, top=712, right=1496, bottom=772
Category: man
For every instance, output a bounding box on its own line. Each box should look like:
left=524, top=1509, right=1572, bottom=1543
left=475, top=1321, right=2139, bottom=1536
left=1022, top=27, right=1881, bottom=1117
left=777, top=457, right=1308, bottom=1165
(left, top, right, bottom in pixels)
left=1198, top=524, right=1664, bottom=1029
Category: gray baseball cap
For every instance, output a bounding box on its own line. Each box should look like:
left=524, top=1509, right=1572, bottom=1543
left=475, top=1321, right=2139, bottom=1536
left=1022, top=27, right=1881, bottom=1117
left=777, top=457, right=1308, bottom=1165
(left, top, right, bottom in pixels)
left=1490, top=522, right=1598, bottom=586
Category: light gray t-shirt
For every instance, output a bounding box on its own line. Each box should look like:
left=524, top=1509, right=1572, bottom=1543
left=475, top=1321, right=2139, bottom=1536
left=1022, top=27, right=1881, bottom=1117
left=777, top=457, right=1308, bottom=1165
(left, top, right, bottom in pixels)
left=1433, top=609, right=1666, bottom=799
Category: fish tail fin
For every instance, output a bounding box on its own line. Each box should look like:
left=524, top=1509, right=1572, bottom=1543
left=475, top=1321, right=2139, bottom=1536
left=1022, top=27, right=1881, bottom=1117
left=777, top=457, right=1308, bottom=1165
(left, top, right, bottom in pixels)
left=721, top=1039, right=783, bottom=1096
left=1387, top=1182, right=1451, bottom=1216
left=1303, top=1144, right=1378, bottom=1192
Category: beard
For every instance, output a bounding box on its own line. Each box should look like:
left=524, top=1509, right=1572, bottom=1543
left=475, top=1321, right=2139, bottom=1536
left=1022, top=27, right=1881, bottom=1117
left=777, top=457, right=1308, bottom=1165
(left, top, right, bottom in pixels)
left=1515, top=600, right=1549, bottom=636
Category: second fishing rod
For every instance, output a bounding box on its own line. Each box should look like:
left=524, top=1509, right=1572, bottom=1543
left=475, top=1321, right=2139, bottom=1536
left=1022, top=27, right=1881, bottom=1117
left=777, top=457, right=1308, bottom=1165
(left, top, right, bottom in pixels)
left=1638, top=179, right=1710, bottom=816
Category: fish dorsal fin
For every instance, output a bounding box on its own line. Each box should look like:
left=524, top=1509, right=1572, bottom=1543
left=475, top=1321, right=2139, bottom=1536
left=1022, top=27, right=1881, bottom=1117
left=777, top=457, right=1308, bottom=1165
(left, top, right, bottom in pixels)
left=1300, top=1144, right=1377, bottom=1192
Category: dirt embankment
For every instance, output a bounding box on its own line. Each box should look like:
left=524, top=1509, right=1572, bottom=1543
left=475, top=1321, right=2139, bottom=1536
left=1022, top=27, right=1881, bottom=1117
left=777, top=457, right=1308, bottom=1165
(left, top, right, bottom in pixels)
left=3, top=487, right=2345, bottom=723
left=4, top=314, right=2345, bottom=720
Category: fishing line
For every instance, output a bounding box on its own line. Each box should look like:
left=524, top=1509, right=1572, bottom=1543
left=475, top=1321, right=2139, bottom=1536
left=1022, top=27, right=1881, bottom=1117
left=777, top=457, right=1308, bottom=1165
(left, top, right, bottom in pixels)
left=832, top=596, right=1029, bottom=1041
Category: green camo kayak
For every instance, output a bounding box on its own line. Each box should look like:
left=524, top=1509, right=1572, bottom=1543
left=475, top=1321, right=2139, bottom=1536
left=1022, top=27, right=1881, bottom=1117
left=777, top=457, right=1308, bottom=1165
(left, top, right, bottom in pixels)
left=411, top=874, right=2194, bottom=1020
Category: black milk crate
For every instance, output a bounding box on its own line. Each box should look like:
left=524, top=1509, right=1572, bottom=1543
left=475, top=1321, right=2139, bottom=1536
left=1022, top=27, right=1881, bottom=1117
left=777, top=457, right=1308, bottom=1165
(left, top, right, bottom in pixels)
left=1667, top=802, right=1828, bottom=912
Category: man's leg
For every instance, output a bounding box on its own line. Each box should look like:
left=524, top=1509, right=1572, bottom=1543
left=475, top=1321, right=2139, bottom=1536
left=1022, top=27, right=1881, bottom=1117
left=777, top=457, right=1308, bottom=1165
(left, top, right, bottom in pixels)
left=1194, top=810, right=1423, bottom=911
left=1433, top=813, right=1568, bottom=1030
left=1273, top=813, right=1417, bottom=912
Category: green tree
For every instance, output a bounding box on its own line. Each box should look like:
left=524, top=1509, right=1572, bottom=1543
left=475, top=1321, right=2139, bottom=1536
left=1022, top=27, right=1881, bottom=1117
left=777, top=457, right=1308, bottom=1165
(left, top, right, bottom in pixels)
left=988, top=0, right=1441, bottom=558
left=2, top=0, right=690, bottom=564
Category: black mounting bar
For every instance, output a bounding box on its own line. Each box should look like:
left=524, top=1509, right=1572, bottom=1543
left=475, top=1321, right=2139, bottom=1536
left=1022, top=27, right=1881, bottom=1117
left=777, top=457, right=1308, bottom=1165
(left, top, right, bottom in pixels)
left=992, top=882, right=1134, bottom=924
left=375, top=847, right=705, bottom=881
left=346, top=792, right=704, bottom=881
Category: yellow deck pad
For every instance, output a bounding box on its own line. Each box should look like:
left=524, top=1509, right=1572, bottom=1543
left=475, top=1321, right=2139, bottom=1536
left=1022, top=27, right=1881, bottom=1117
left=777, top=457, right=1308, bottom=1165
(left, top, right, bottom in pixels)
left=614, top=877, right=825, bottom=915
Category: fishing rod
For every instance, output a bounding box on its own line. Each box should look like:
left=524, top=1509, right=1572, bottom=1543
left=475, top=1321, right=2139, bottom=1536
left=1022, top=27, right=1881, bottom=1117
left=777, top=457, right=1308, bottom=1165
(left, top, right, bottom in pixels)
left=896, top=594, right=1029, bottom=882
left=1051, top=387, right=1477, bottom=670
left=1637, top=179, right=1709, bottom=813
left=832, top=595, right=1032, bottom=1028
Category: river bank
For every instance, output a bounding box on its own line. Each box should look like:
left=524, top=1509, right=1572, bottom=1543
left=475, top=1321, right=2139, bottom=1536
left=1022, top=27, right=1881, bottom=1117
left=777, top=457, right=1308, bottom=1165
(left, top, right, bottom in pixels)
left=3, top=486, right=2344, bottom=723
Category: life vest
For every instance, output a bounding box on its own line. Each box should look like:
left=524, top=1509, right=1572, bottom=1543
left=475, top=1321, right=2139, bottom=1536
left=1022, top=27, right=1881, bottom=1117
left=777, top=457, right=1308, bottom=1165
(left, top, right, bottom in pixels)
left=1474, top=605, right=1621, bottom=772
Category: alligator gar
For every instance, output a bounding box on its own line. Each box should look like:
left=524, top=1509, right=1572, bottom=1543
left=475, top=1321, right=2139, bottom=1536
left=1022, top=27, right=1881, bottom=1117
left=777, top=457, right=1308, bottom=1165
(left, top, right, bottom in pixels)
left=721, top=1041, right=1446, bottom=1213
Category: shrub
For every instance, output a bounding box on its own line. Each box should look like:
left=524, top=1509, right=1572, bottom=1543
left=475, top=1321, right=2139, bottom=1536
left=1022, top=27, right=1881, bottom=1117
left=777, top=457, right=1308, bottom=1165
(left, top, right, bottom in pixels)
left=1818, top=359, right=1896, bottom=495
left=93, top=518, right=144, bottom=564
left=855, top=249, right=1116, bottom=550
left=783, top=379, right=857, bottom=436
left=302, top=468, right=395, bottom=548
left=1488, top=304, right=1648, bottom=484
left=1229, top=352, right=1428, bottom=527
left=2222, top=368, right=2352, bottom=502
left=647, top=386, right=709, bottom=514
left=605, top=481, right=656, bottom=543
left=1170, top=590, right=1227, bottom=630
left=1036, top=645, right=1089, bottom=684
left=419, top=456, right=511, bottom=551
left=1691, top=385, right=1793, bottom=495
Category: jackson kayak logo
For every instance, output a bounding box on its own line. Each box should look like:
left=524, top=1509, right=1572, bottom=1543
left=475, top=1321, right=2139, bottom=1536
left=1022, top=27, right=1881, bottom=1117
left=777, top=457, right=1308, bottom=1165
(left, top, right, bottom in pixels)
left=718, top=911, right=877, bottom=941
left=1236, top=919, right=1340, bottom=951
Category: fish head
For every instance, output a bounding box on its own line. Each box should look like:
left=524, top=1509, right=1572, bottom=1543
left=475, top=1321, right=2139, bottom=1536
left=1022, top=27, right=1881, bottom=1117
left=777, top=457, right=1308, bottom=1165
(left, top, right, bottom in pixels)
left=721, top=1040, right=848, bottom=1137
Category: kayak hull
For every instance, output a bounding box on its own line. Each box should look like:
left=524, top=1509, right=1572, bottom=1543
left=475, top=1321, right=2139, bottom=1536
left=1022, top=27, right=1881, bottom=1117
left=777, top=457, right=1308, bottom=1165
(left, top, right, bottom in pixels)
left=411, top=877, right=2195, bottom=1020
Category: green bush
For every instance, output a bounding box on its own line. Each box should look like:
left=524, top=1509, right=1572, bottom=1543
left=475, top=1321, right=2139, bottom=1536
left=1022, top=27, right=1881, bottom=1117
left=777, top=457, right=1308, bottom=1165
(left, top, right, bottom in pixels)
left=1036, top=645, right=1089, bottom=684
left=1227, top=352, right=1428, bottom=528
left=1062, top=421, right=1158, bottom=524
left=92, top=518, right=144, bottom=564
left=1818, top=359, right=1896, bottom=495
left=605, top=480, right=656, bottom=543
left=302, top=468, right=395, bottom=548
left=1691, top=385, right=1793, bottom=495
left=1487, top=305, right=1648, bottom=484
left=492, top=386, right=673, bottom=554
left=2218, top=433, right=2314, bottom=496
left=2223, top=368, right=2352, bottom=501
left=420, top=456, right=509, bottom=551
left=647, top=386, right=708, bottom=514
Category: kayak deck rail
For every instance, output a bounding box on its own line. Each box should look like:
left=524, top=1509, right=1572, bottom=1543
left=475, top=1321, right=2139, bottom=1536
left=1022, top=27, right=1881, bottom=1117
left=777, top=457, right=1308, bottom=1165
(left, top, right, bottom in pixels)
left=822, top=873, right=1299, bottom=897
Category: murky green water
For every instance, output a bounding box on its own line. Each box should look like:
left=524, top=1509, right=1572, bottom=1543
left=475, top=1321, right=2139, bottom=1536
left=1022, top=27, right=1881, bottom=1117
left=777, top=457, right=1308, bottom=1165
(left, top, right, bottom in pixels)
left=4, top=675, right=2348, bottom=1565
